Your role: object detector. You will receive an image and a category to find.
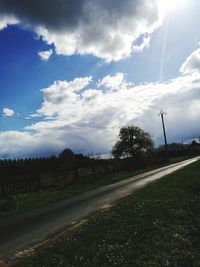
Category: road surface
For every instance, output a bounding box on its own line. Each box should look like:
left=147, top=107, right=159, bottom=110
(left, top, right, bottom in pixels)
left=0, top=156, right=199, bottom=260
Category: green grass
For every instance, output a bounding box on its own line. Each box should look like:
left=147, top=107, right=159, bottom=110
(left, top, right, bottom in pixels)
left=0, top=156, right=191, bottom=218
left=12, top=159, right=200, bottom=267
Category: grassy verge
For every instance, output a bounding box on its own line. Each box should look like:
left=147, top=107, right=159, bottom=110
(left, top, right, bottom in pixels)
left=0, top=156, right=191, bottom=217
left=12, top=159, right=200, bottom=267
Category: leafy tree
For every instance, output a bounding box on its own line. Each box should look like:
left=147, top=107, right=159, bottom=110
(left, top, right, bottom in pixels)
left=112, top=125, right=154, bottom=159
left=190, top=140, right=200, bottom=154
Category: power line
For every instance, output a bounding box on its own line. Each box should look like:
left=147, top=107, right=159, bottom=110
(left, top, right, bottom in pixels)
left=0, top=114, right=40, bottom=123
left=0, top=113, right=162, bottom=143
left=0, top=53, right=60, bottom=81
left=0, top=33, right=80, bottom=74
left=7, top=30, right=98, bottom=75
left=0, top=32, right=98, bottom=77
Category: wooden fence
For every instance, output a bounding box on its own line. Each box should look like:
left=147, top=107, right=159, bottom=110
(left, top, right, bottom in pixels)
left=0, top=163, right=123, bottom=196
left=0, top=176, right=40, bottom=198
left=39, top=163, right=122, bottom=189
left=74, top=164, right=119, bottom=180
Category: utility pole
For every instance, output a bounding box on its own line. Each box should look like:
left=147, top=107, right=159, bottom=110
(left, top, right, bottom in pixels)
left=158, top=110, right=169, bottom=162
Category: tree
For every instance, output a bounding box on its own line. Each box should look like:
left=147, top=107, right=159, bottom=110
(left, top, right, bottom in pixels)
left=112, top=125, right=154, bottom=159
left=190, top=140, right=200, bottom=154
left=59, top=148, right=74, bottom=162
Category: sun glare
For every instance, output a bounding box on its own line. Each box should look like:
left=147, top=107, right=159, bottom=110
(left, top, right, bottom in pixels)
left=158, top=0, right=183, bottom=16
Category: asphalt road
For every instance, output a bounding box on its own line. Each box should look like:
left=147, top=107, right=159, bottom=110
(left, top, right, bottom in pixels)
left=0, top=156, right=199, bottom=260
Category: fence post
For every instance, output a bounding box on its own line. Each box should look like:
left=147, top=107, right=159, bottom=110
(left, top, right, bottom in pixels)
left=74, top=169, right=79, bottom=180
left=38, top=174, right=41, bottom=191
left=92, top=166, right=95, bottom=179
left=1, top=184, right=5, bottom=198
left=105, top=165, right=109, bottom=174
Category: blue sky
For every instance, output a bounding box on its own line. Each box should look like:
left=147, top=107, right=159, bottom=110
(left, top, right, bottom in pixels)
left=0, top=0, right=200, bottom=158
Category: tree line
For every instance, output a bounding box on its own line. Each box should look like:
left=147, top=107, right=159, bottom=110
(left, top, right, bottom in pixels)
left=0, top=149, right=111, bottom=178
left=0, top=125, right=199, bottom=178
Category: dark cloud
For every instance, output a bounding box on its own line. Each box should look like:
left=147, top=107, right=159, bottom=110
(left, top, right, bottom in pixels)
left=0, top=0, right=160, bottom=60
left=0, top=0, right=85, bottom=30
left=0, top=0, right=144, bottom=30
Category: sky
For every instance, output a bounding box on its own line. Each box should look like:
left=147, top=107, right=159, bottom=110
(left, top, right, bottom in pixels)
left=0, top=0, right=200, bottom=158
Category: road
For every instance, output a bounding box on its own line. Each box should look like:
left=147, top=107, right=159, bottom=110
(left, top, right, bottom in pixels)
left=0, top=156, right=199, bottom=260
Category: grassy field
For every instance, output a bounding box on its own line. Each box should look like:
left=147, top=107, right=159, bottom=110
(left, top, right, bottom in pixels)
left=11, top=158, right=200, bottom=267
left=0, top=156, right=191, bottom=218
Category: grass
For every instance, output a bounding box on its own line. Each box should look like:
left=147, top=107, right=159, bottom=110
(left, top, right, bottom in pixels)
left=0, top=156, right=191, bottom=218
left=11, top=158, right=200, bottom=267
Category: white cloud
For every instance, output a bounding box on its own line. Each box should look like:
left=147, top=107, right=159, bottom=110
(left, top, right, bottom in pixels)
left=25, top=71, right=200, bottom=156
left=37, top=76, right=92, bottom=116
left=0, top=0, right=165, bottom=61
left=98, top=73, right=126, bottom=91
left=2, top=108, right=15, bottom=117
left=180, top=48, right=200, bottom=74
left=38, top=49, right=53, bottom=61
left=0, top=15, right=18, bottom=30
